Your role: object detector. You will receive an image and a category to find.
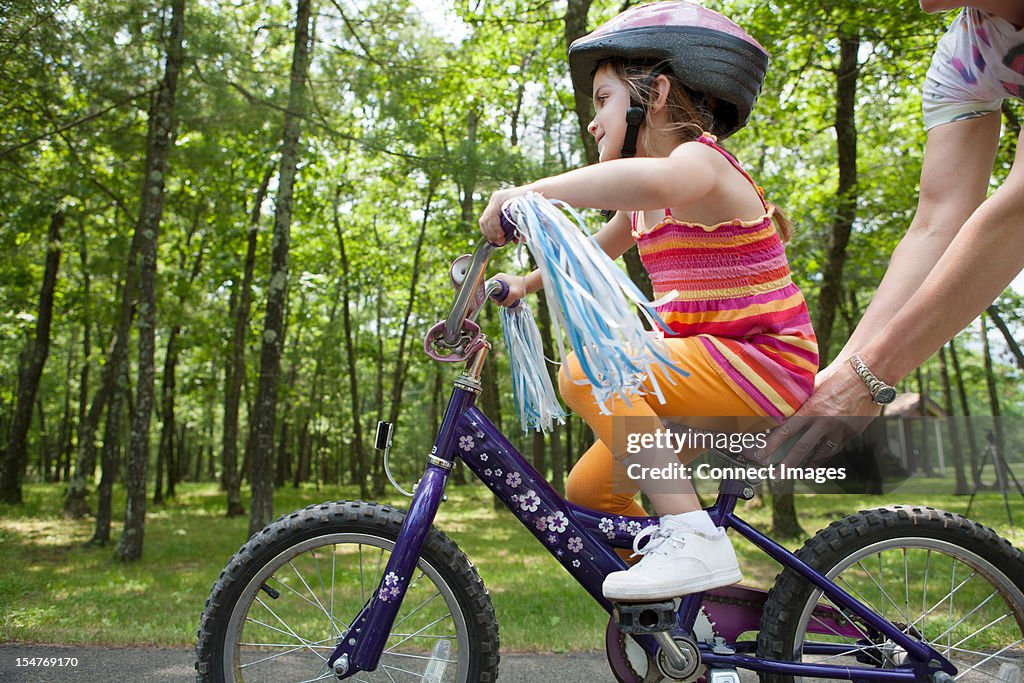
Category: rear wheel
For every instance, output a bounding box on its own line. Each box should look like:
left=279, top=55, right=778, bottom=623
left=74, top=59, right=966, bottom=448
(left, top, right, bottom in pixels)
left=195, top=500, right=499, bottom=682
left=757, top=506, right=1024, bottom=682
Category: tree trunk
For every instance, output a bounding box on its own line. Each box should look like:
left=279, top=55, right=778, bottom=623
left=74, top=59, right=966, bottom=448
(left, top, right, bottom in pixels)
left=64, top=220, right=95, bottom=518
left=153, top=328, right=178, bottom=505
left=769, top=479, right=804, bottom=538
left=938, top=345, right=969, bottom=494
left=563, top=0, right=650, bottom=298
left=0, top=209, right=63, bottom=503
left=381, top=183, right=434, bottom=495
left=565, top=0, right=598, bottom=167
left=223, top=168, right=272, bottom=517
left=332, top=185, right=368, bottom=498
left=814, top=29, right=860, bottom=362
left=948, top=337, right=982, bottom=487
left=248, top=0, right=312, bottom=538
left=985, top=304, right=1024, bottom=370
left=980, top=314, right=1008, bottom=491
left=915, top=368, right=934, bottom=476
left=92, top=359, right=127, bottom=546
left=115, top=0, right=186, bottom=563
left=53, top=339, right=76, bottom=483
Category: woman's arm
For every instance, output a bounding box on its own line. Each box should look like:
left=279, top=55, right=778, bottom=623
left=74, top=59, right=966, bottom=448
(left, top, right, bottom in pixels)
left=833, top=114, right=1000, bottom=362
left=921, top=0, right=1024, bottom=24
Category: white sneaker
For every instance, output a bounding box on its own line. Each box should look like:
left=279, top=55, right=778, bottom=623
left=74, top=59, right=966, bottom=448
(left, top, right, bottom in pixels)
left=602, top=522, right=742, bottom=601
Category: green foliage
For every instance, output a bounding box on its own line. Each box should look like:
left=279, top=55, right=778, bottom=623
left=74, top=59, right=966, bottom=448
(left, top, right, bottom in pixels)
left=0, top=0, right=1021, bottom=550
left=2, top=482, right=1021, bottom=649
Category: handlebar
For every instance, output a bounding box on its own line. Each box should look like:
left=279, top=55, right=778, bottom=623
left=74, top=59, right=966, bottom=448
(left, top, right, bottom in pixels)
left=442, top=210, right=518, bottom=344
left=425, top=208, right=519, bottom=362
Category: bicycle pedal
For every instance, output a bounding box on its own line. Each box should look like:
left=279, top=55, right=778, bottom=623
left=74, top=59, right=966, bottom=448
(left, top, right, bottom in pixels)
left=707, top=669, right=741, bottom=683
left=613, top=600, right=677, bottom=634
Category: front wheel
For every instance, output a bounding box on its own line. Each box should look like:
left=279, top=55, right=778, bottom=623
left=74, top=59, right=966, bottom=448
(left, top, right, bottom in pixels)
left=195, top=500, right=500, bottom=682
left=756, top=506, right=1024, bottom=682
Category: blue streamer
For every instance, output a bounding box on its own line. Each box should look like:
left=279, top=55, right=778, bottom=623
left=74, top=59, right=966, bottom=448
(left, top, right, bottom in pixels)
left=503, top=193, right=688, bottom=418
left=499, top=303, right=567, bottom=432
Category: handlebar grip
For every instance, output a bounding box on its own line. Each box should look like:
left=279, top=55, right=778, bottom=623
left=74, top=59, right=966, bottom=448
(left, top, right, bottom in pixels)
left=491, top=279, right=510, bottom=302
left=498, top=208, right=517, bottom=244
left=489, top=278, right=521, bottom=310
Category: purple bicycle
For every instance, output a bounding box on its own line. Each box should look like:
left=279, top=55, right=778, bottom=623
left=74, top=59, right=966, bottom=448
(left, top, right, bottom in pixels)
left=196, top=225, right=1024, bottom=682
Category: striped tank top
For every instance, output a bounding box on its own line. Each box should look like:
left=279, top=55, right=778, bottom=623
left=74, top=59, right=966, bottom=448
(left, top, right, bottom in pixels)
left=631, top=135, right=818, bottom=420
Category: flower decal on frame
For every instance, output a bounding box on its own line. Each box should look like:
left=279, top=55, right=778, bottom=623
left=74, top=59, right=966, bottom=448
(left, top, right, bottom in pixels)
left=458, top=436, right=474, bottom=451
left=519, top=489, right=540, bottom=513
left=546, top=511, right=569, bottom=534
left=567, top=536, right=583, bottom=553
left=599, top=518, right=616, bottom=538
left=378, top=572, right=403, bottom=603
left=506, top=471, right=522, bottom=488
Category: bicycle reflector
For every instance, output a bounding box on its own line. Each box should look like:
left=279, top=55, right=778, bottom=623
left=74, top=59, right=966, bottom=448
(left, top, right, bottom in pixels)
left=375, top=421, right=394, bottom=452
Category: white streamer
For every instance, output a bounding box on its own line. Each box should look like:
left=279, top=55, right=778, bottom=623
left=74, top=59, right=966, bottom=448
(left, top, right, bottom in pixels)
left=499, top=192, right=687, bottom=428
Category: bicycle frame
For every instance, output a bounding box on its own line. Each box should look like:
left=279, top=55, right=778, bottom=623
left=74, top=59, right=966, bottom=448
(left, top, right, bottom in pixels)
left=326, top=344, right=957, bottom=681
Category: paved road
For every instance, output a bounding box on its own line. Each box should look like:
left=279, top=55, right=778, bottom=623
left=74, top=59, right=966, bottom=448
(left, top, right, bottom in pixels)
left=0, top=645, right=616, bottom=683
left=0, top=644, right=768, bottom=682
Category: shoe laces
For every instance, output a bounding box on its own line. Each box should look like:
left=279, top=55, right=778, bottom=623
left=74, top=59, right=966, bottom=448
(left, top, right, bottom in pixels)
left=629, top=523, right=720, bottom=560
left=630, top=524, right=683, bottom=559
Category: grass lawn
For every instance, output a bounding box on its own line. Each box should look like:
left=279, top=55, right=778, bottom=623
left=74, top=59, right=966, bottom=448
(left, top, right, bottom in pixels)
left=1, top=481, right=1021, bottom=653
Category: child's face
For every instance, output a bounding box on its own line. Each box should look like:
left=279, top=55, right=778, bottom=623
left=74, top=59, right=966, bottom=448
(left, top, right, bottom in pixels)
left=588, top=64, right=632, bottom=162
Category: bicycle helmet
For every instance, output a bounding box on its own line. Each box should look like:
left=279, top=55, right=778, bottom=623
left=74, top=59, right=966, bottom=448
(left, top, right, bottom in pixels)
left=568, top=1, right=769, bottom=140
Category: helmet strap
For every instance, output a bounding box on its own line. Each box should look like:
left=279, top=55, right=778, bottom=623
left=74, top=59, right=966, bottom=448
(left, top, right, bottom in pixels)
left=618, top=65, right=665, bottom=159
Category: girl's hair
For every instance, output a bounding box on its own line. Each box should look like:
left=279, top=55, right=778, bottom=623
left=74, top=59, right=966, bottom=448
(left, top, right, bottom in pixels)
left=604, top=59, right=794, bottom=242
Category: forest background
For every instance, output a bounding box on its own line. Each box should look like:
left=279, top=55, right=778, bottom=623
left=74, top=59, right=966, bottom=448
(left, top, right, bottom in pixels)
left=1, top=0, right=1023, bottom=607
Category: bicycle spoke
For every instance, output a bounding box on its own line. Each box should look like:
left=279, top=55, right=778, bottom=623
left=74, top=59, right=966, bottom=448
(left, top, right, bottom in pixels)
left=297, top=671, right=340, bottom=683
left=378, top=661, right=428, bottom=678
left=925, top=589, right=1003, bottom=647
left=909, top=570, right=981, bottom=635
left=310, top=548, right=342, bottom=639
left=237, top=637, right=336, bottom=668
left=922, top=549, right=932, bottom=641
left=806, top=601, right=871, bottom=643
left=853, top=557, right=912, bottom=626
left=391, top=590, right=443, bottom=632
left=941, top=640, right=1023, bottom=662
left=948, top=559, right=957, bottom=655
left=387, top=613, right=453, bottom=651
left=251, top=596, right=328, bottom=662
left=903, top=547, right=910, bottom=633
left=948, top=613, right=1015, bottom=654
left=951, top=638, right=1024, bottom=679
left=359, top=543, right=366, bottom=604
left=800, top=638, right=887, bottom=665
left=268, top=571, right=347, bottom=630
left=288, top=558, right=340, bottom=635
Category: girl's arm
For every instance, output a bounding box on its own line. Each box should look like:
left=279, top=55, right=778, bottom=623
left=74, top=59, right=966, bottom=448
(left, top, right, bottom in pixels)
left=478, top=146, right=715, bottom=244
left=490, top=210, right=635, bottom=306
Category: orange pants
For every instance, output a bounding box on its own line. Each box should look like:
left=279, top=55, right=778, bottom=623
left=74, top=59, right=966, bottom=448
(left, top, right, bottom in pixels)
left=560, top=336, right=768, bottom=517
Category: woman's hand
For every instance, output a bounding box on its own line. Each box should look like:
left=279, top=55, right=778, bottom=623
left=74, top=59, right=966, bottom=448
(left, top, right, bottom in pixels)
left=756, top=358, right=882, bottom=466
left=488, top=272, right=526, bottom=308
left=479, top=186, right=530, bottom=245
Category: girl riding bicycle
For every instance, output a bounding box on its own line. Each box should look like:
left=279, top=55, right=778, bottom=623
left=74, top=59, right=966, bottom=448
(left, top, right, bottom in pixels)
left=478, top=1, right=819, bottom=603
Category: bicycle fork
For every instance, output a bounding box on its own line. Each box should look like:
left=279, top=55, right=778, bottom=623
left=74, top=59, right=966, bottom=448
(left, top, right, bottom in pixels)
left=327, top=350, right=488, bottom=679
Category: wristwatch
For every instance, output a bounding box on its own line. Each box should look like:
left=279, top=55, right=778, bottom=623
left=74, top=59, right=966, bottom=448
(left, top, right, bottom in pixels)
left=849, top=354, right=898, bottom=405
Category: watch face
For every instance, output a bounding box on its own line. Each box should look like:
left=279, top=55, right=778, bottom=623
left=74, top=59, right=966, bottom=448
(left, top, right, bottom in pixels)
left=874, top=386, right=897, bottom=405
